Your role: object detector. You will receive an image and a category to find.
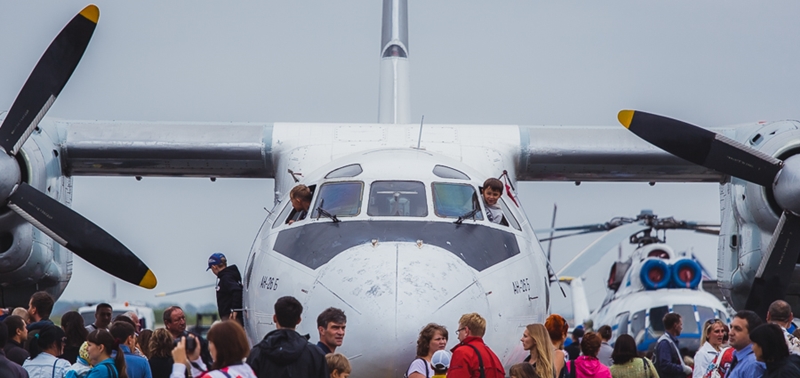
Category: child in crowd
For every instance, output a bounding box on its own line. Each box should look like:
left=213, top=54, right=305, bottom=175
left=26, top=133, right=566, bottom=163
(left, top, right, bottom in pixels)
left=326, top=353, right=351, bottom=378
left=431, top=350, right=451, bottom=378
left=482, top=178, right=505, bottom=224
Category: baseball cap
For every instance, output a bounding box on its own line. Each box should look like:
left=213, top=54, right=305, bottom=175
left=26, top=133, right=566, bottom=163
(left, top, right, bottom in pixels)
left=206, top=253, right=226, bottom=271
left=431, top=350, right=451, bottom=370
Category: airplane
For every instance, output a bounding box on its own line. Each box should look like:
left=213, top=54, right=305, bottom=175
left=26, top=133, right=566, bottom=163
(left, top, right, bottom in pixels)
left=543, top=210, right=729, bottom=354
left=0, top=1, right=799, bottom=377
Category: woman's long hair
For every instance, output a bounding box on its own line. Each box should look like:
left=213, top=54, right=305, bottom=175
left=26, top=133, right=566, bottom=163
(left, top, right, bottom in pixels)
left=61, top=311, right=88, bottom=347
left=611, top=334, right=638, bottom=365
left=87, top=329, right=128, bottom=378
left=206, top=320, right=250, bottom=371
left=750, top=323, right=789, bottom=363
left=526, top=324, right=554, bottom=378
left=149, top=328, right=174, bottom=358
left=29, top=324, right=65, bottom=359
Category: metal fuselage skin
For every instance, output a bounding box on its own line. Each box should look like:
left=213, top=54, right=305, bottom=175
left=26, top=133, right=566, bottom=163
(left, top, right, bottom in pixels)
left=242, top=148, right=548, bottom=376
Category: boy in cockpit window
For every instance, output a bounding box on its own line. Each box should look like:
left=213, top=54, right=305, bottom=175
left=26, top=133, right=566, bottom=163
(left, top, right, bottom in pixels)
left=482, top=178, right=505, bottom=225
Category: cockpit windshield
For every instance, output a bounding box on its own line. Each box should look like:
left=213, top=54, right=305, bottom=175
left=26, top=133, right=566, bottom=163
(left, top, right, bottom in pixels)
left=368, top=181, right=427, bottom=217
left=311, top=182, right=363, bottom=219
left=432, top=182, right=484, bottom=220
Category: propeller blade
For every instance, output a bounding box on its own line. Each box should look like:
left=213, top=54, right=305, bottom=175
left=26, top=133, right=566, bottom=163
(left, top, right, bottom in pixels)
left=744, top=212, right=800, bottom=319
left=618, top=110, right=782, bottom=187
left=557, top=222, right=651, bottom=278
left=0, top=5, right=99, bottom=155
left=7, top=182, right=156, bottom=289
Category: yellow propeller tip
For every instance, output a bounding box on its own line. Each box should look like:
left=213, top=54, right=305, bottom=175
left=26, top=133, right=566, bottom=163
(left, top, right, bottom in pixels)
left=139, top=269, right=157, bottom=289
left=80, top=5, right=99, bottom=24
left=618, top=110, right=634, bottom=129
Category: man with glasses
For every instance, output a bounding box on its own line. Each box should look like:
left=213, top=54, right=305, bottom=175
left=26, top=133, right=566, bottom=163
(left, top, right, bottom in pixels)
left=448, top=313, right=505, bottom=378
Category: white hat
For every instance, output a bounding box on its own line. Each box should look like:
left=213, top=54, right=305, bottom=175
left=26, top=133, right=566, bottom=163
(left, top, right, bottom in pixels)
left=431, top=350, right=452, bottom=370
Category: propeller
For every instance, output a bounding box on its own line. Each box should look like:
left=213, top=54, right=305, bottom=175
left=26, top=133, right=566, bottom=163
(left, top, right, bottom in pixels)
left=0, top=5, right=157, bottom=289
left=619, top=109, right=800, bottom=318
left=535, top=210, right=719, bottom=242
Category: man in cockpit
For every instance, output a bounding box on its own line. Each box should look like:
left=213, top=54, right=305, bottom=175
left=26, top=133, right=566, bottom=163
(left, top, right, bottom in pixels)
left=287, top=185, right=313, bottom=225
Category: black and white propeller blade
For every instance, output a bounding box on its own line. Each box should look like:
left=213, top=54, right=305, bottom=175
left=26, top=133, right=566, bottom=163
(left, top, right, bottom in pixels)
left=619, top=109, right=800, bottom=317
left=0, top=5, right=157, bottom=289
left=0, top=6, right=99, bottom=155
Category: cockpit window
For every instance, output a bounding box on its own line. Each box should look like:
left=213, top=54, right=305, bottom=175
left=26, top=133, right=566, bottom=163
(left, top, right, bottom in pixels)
left=431, top=183, right=484, bottom=220
left=432, top=165, right=470, bottom=180
left=673, top=305, right=698, bottom=334
left=311, top=182, right=363, bottom=219
left=368, top=181, right=427, bottom=217
left=325, top=164, right=363, bottom=179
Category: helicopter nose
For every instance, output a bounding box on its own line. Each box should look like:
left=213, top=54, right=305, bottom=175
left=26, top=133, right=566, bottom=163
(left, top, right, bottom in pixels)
left=305, top=241, right=489, bottom=377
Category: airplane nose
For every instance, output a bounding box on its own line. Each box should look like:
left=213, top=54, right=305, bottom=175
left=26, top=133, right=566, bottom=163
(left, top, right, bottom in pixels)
left=303, top=241, right=489, bottom=377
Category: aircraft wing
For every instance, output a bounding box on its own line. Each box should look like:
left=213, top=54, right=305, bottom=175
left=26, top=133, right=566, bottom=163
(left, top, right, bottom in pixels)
left=58, top=121, right=729, bottom=183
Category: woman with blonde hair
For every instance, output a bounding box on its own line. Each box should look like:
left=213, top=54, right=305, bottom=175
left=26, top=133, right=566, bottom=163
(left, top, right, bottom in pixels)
left=693, top=319, right=728, bottom=378
left=521, top=324, right=556, bottom=378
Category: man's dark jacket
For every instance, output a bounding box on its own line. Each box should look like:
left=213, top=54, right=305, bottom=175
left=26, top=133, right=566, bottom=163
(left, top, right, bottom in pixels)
left=216, top=265, right=243, bottom=321
left=0, top=349, right=29, bottom=378
left=3, top=339, right=29, bottom=366
left=246, top=329, right=328, bottom=378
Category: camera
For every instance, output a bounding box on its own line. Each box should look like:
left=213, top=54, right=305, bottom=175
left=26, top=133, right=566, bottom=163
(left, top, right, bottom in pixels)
left=173, top=335, right=197, bottom=352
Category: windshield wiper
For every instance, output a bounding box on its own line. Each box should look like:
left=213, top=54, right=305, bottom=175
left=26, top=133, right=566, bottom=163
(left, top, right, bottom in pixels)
left=454, top=208, right=480, bottom=225
left=315, top=200, right=341, bottom=223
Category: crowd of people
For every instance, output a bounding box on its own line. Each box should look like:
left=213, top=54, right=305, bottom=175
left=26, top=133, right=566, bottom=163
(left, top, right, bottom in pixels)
left=5, top=288, right=800, bottom=378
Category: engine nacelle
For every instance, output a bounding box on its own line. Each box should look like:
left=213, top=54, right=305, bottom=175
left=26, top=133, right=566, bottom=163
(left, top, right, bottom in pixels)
left=669, top=259, right=702, bottom=289
left=717, top=120, right=800, bottom=310
left=639, top=259, right=670, bottom=290
left=0, top=117, right=73, bottom=307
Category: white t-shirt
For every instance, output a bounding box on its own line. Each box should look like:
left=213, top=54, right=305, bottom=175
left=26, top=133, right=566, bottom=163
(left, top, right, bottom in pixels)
left=485, top=203, right=503, bottom=224
left=406, top=358, right=434, bottom=378
left=23, top=352, right=71, bottom=378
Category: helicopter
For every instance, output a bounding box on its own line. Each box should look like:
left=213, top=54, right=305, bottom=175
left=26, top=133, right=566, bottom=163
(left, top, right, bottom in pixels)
left=540, top=210, right=729, bottom=354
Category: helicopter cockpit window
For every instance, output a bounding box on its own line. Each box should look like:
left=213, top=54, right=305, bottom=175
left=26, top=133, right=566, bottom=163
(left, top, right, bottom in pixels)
left=311, top=182, right=364, bottom=219
left=630, top=310, right=646, bottom=342
left=432, top=165, right=470, bottom=180
left=368, top=181, right=427, bottom=217
left=325, top=164, right=363, bottom=179
left=697, top=306, right=716, bottom=331
left=648, top=306, right=669, bottom=337
left=432, top=183, right=484, bottom=220
left=673, top=305, right=698, bottom=335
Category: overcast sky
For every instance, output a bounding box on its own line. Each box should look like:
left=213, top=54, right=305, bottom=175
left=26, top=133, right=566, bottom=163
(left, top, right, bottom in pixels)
left=2, top=1, right=800, bottom=315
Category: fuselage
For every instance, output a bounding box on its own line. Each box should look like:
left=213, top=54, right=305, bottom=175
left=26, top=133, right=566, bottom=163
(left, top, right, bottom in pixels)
left=243, top=148, right=548, bottom=376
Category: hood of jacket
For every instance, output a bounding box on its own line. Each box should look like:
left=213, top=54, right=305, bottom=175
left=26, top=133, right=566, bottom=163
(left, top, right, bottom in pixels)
left=27, top=319, right=54, bottom=331
left=219, top=265, right=242, bottom=281
left=258, top=329, right=311, bottom=365
left=575, top=356, right=608, bottom=378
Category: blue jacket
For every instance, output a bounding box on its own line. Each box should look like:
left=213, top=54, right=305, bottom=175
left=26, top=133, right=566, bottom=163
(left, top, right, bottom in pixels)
left=120, top=345, right=152, bottom=378
left=86, top=359, right=119, bottom=378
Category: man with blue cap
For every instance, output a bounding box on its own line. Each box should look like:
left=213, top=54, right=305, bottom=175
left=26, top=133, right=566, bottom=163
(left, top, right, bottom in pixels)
left=207, top=252, right=244, bottom=326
